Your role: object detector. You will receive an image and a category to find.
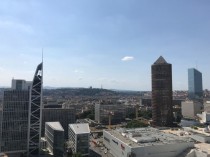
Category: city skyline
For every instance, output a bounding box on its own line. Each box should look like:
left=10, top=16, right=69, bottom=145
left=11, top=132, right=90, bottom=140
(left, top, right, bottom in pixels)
left=0, top=0, right=210, bottom=90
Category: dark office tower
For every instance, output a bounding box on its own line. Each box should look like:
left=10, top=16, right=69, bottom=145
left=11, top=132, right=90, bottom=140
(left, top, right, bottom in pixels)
left=0, top=80, right=31, bottom=153
left=27, top=63, right=43, bottom=156
left=188, top=68, right=203, bottom=100
left=41, top=108, right=76, bottom=139
left=152, top=56, right=173, bottom=126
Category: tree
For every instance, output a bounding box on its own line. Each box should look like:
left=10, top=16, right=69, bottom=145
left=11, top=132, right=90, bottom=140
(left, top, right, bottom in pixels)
left=126, top=120, right=148, bottom=128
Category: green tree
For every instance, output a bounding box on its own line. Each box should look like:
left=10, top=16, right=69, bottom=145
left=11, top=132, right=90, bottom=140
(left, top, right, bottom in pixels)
left=126, top=120, right=148, bottom=128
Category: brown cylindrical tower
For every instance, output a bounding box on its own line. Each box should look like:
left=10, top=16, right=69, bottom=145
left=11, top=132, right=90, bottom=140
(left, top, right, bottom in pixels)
left=151, top=56, right=173, bottom=126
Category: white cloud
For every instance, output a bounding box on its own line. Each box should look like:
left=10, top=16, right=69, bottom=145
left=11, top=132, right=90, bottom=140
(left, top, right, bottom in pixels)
left=121, top=56, right=134, bottom=61
left=74, top=69, right=84, bottom=73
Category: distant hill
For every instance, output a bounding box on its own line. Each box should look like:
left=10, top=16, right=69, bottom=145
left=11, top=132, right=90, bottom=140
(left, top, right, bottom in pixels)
left=43, top=88, right=118, bottom=97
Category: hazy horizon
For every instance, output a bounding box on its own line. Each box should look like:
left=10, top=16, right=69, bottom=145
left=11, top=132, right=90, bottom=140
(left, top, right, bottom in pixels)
left=0, top=0, right=210, bottom=91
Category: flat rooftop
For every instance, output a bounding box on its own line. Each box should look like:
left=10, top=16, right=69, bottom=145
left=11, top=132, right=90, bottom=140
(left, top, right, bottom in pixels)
left=194, top=143, right=210, bottom=155
left=105, top=127, right=192, bottom=148
left=70, top=123, right=90, bottom=134
left=46, top=121, right=64, bottom=131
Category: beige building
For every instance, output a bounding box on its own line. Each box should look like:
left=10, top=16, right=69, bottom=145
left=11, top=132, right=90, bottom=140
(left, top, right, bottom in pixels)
left=181, top=101, right=203, bottom=119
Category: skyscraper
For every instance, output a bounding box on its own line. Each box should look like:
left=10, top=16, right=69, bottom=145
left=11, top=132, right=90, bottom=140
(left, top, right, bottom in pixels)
left=27, top=63, right=43, bottom=156
left=188, top=68, right=203, bottom=100
left=151, top=56, right=173, bottom=126
left=0, top=80, right=31, bottom=153
left=0, top=63, right=43, bottom=156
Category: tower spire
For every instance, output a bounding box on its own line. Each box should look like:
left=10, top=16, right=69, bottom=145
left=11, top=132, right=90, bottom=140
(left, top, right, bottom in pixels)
left=42, top=48, right=44, bottom=63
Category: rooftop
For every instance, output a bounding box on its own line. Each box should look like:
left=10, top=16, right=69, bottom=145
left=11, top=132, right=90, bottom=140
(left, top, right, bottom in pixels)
left=46, top=121, right=64, bottom=131
left=153, top=56, right=168, bottom=64
left=70, top=123, right=90, bottom=134
left=104, top=127, right=192, bottom=148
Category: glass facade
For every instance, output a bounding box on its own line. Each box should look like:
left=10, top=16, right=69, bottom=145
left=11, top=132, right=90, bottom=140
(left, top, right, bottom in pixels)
left=95, top=103, right=126, bottom=125
left=41, top=108, right=76, bottom=139
left=152, top=56, right=173, bottom=126
left=188, top=68, right=203, bottom=100
left=28, top=63, right=43, bottom=156
left=0, top=90, right=29, bottom=152
left=68, top=124, right=90, bottom=156
left=45, top=122, right=64, bottom=157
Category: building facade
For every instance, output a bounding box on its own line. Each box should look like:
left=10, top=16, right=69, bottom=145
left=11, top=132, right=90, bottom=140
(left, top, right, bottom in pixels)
left=0, top=83, right=30, bottom=152
left=27, top=63, right=43, bottom=156
left=68, top=123, right=90, bottom=156
left=151, top=56, right=173, bottom=126
left=42, top=108, right=76, bottom=139
left=188, top=68, right=203, bottom=100
left=181, top=101, right=202, bottom=119
left=0, top=63, right=43, bottom=157
left=45, top=122, right=64, bottom=157
left=95, top=102, right=126, bottom=125
left=103, top=127, right=194, bottom=157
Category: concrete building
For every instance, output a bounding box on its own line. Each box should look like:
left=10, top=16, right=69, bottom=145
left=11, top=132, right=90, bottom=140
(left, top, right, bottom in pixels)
left=197, top=111, right=210, bottom=124
left=11, top=79, right=31, bottom=91
left=68, top=123, right=90, bottom=156
left=181, top=101, right=203, bottom=119
left=103, top=127, right=194, bottom=157
left=188, top=68, right=203, bottom=100
left=42, top=108, right=76, bottom=139
left=204, top=101, right=210, bottom=112
left=45, top=122, right=64, bottom=157
left=151, top=56, right=173, bottom=126
left=180, top=119, right=200, bottom=127
left=95, top=102, right=126, bottom=125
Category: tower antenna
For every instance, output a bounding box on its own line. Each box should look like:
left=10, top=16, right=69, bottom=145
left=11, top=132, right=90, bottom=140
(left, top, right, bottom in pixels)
left=42, top=48, right=44, bottom=63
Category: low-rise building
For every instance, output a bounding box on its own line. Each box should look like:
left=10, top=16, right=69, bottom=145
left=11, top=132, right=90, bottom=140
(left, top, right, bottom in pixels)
left=181, top=101, right=203, bottom=119
left=103, top=127, right=194, bottom=157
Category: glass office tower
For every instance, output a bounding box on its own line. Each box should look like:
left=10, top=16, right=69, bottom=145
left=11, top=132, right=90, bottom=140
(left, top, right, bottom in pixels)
left=188, top=68, right=203, bottom=100
left=0, top=84, right=30, bottom=152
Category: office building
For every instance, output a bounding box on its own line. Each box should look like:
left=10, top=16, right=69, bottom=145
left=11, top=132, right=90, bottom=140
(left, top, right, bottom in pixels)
left=181, top=101, right=202, bottom=119
left=42, top=108, right=76, bottom=139
left=45, top=122, right=64, bottom=157
left=0, top=80, right=31, bottom=153
left=0, top=63, right=43, bottom=156
left=151, top=56, right=173, bottom=126
left=68, top=123, right=90, bottom=156
left=27, top=63, right=43, bottom=156
left=188, top=68, right=203, bottom=100
left=103, top=127, right=194, bottom=157
left=95, top=102, right=126, bottom=125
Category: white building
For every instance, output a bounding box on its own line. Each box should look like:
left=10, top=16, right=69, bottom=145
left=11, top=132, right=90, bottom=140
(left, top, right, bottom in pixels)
left=68, top=123, right=90, bottom=156
left=45, top=122, right=64, bottom=157
left=204, top=101, right=210, bottom=112
left=197, top=111, right=210, bottom=123
left=181, top=101, right=203, bottom=119
left=103, top=127, right=194, bottom=157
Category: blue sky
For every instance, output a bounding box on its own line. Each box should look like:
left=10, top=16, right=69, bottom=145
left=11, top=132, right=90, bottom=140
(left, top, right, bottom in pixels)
left=0, top=0, right=210, bottom=90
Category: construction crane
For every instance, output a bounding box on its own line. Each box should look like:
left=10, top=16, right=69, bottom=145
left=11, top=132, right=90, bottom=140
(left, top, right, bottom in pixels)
left=108, top=111, right=114, bottom=130
left=136, top=97, right=142, bottom=119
